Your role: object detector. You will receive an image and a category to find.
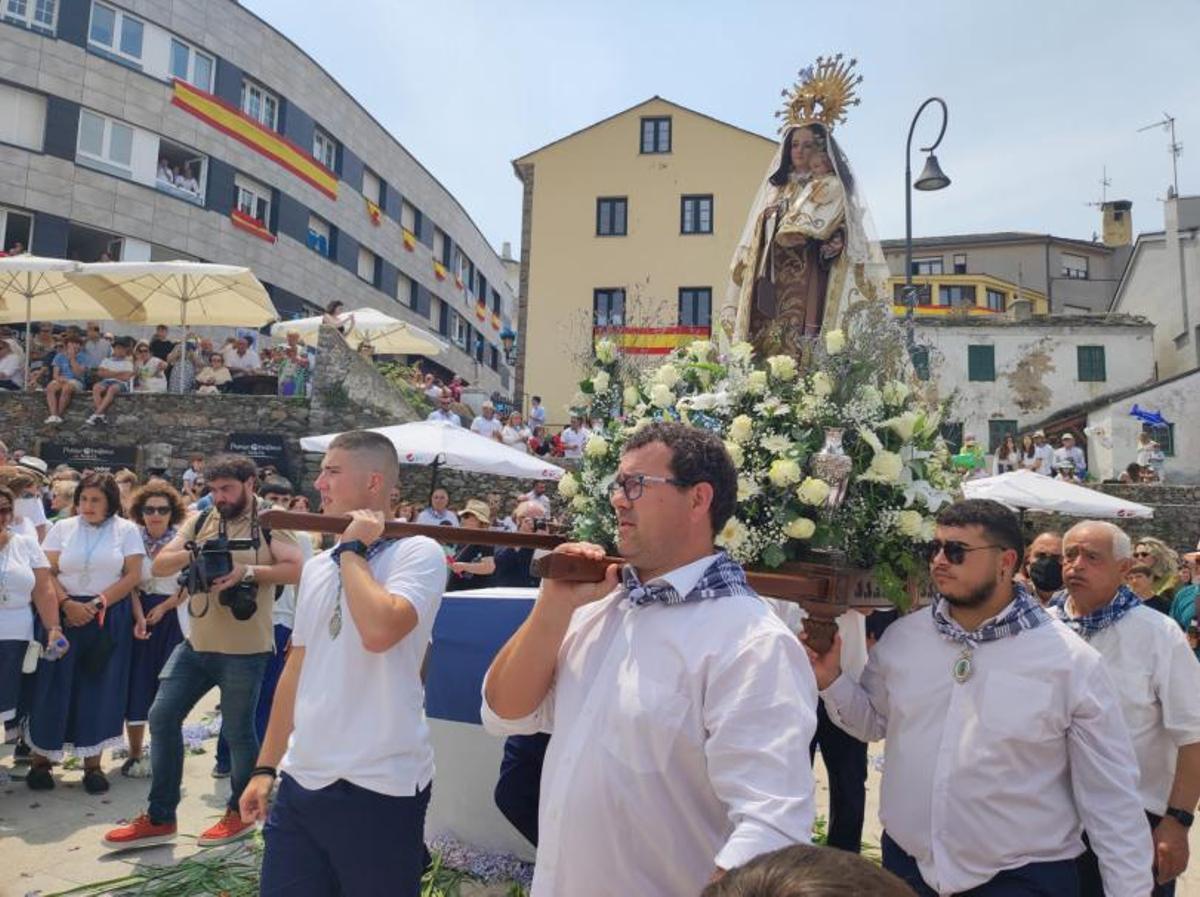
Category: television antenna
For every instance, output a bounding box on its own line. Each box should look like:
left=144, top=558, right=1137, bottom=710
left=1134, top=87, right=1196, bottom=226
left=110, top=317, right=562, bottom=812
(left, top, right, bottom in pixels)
left=1085, top=165, right=1112, bottom=208
left=1137, top=113, right=1182, bottom=197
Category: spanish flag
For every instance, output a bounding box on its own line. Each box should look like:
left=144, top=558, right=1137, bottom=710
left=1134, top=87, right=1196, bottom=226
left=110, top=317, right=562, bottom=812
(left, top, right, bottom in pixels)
left=475, top=298, right=487, bottom=322
left=402, top=229, right=416, bottom=252
left=365, top=199, right=382, bottom=226
left=433, top=260, right=447, bottom=281
left=491, top=311, right=501, bottom=330
left=454, top=273, right=464, bottom=291
left=596, top=326, right=710, bottom=355
left=230, top=209, right=276, bottom=244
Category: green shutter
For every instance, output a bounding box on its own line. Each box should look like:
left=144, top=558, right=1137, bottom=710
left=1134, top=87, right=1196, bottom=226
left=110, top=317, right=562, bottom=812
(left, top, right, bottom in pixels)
left=967, top=345, right=995, bottom=381
left=1077, top=346, right=1106, bottom=382
left=911, top=346, right=931, bottom=381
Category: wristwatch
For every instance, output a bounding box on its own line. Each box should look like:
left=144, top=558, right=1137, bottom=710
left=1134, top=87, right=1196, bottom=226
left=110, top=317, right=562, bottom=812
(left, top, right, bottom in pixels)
left=1164, top=807, right=1194, bottom=828
left=332, top=540, right=369, bottom=565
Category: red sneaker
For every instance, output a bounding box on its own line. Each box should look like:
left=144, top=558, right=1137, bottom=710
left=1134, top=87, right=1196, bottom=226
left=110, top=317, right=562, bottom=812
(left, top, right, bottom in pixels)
left=102, top=813, right=177, bottom=850
left=197, top=808, right=255, bottom=847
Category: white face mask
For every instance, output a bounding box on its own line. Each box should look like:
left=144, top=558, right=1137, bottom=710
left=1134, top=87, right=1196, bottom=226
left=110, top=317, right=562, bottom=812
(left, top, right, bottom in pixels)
left=14, top=496, right=41, bottom=520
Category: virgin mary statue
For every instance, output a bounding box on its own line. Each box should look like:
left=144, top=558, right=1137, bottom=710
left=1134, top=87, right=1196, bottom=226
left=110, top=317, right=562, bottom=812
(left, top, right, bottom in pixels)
left=727, top=56, right=891, bottom=359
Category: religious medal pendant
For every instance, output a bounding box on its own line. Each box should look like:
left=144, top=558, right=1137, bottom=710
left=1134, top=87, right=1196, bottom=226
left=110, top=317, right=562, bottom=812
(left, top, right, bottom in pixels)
left=952, top=646, right=974, bottom=684
left=329, top=597, right=342, bottom=640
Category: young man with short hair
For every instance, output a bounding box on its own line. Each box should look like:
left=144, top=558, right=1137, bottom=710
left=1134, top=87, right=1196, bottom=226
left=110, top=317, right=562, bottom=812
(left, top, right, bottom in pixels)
left=86, top=338, right=135, bottom=426
left=43, top=334, right=93, bottom=424
left=483, top=421, right=818, bottom=896
left=240, top=430, right=447, bottom=896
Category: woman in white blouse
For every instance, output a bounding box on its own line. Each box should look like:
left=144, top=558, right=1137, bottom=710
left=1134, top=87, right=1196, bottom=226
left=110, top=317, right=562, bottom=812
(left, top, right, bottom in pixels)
left=501, top=411, right=532, bottom=454
left=25, top=473, right=144, bottom=794
left=0, top=486, right=59, bottom=742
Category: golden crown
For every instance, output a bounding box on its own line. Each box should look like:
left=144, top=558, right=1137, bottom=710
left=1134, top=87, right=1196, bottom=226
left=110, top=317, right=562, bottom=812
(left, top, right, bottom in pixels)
left=776, top=54, right=862, bottom=133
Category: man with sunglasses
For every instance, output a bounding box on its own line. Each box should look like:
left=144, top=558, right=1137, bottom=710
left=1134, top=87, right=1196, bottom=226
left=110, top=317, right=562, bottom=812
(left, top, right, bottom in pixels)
left=1055, top=521, right=1200, bottom=897
left=482, top=422, right=817, bottom=897
left=808, top=499, right=1150, bottom=897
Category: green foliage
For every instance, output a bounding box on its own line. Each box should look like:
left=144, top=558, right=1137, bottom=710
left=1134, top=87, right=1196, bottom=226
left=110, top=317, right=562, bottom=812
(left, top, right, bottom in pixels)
left=378, top=361, right=434, bottom=417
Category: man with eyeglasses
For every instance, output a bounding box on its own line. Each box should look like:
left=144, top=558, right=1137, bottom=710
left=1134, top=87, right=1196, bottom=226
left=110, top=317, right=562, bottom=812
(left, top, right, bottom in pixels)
left=482, top=422, right=817, bottom=897
left=1054, top=521, right=1200, bottom=897
left=808, top=499, right=1150, bottom=896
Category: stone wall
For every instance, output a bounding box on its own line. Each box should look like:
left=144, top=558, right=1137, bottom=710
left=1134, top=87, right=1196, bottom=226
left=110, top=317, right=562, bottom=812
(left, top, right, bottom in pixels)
left=1026, top=483, right=1200, bottom=553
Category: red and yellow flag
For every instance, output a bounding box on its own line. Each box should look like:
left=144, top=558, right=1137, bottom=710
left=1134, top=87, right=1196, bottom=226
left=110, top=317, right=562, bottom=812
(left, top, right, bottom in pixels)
left=433, top=260, right=447, bottom=281
left=595, top=326, right=710, bottom=355
left=475, top=298, right=487, bottom=322
left=402, top=229, right=416, bottom=252
left=230, top=209, right=276, bottom=243
left=491, top=311, right=501, bottom=330
left=365, top=199, right=382, bottom=226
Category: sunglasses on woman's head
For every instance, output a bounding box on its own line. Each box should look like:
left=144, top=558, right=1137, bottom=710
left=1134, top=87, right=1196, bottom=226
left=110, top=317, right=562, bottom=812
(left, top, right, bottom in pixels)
left=921, top=540, right=1005, bottom=565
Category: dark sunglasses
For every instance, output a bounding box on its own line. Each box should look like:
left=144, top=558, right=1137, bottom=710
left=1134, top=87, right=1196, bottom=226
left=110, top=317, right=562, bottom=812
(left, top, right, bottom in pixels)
left=922, top=540, right=1005, bottom=565
left=142, top=505, right=172, bottom=516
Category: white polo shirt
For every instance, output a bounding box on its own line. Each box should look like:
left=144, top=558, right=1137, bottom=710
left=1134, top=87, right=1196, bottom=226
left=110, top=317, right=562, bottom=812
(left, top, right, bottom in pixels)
left=282, top=536, right=447, bottom=797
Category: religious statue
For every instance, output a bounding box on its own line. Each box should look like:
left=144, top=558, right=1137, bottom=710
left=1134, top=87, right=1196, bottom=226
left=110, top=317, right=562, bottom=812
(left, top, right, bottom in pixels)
left=728, top=56, right=890, bottom=359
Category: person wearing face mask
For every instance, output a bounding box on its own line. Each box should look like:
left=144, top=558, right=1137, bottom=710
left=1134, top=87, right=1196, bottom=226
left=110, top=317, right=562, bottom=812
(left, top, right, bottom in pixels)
left=0, top=467, right=46, bottom=543
left=1024, top=531, right=1064, bottom=606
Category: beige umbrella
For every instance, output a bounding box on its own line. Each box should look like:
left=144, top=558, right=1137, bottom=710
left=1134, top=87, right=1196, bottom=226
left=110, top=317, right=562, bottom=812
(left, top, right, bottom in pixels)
left=0, top=256, right=139, bottom=385
left=271, top=307, right=448, bottom=356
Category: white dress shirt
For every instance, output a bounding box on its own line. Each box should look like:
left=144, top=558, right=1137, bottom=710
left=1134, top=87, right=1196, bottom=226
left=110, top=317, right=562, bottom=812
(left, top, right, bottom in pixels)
left=822, top=606, right=1151, bottom=896
left=223, top=346, right=261, bottom=372
left=482, top=554, right=818, bottom=897
left=470, top=415, right=503, bottom=439
left=426, top=408, right=462, bottom=427
left=559, top=426, right=590, bottom=458
left=1056, top=602, right=1200, bottom=815
left=1033, top=443, right=1055, bottom=475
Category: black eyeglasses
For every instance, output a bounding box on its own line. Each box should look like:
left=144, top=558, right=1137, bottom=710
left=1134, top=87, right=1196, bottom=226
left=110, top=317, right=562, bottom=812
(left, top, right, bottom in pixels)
left=922, top=540, right=1006, bottom=565
left=142, top=505, right=172, bottom=516
left=606, top=474, right=685, bottom=502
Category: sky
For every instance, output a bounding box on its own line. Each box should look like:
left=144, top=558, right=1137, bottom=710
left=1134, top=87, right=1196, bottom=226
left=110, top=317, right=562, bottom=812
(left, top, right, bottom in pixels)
left=242, top=0, right=1198, bottom=254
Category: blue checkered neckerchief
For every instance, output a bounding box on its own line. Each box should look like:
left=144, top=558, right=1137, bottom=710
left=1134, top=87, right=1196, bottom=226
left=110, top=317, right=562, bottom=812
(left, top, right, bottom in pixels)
left=621, top=551, right=754, bottom=607
left=930, top=580, right=1050, bottom=648
left=1050, top=584, right=1142, bottom=639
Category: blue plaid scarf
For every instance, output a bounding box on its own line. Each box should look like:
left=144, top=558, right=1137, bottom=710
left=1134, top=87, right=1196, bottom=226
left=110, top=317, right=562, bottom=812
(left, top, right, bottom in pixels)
left=621, top=551, right=754, bottom=607
left=931, top=581, right=1049, bottom=648
left=1050, top=584, right=1142, bottom=639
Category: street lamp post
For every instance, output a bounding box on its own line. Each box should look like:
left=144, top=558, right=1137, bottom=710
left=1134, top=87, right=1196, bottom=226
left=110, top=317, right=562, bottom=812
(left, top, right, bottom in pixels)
left=904, top=97, right=951, bottom=354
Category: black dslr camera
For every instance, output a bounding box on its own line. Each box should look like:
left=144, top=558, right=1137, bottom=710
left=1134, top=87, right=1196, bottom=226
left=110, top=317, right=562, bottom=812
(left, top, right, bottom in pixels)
left=181, top=507, right=261, bottom=621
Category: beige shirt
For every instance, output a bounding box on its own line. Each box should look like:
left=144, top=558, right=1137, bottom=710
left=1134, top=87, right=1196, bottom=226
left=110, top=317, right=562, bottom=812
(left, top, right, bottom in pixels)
left=181, top=505, right=297, bottom=654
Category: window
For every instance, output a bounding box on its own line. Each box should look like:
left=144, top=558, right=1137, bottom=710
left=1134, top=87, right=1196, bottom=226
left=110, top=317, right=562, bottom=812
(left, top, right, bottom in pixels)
left=1142, top=423, right=1175, bottom=457
left=967, top=344, right=995, bottom=381
left=398, top=271, right=416, bottom=307
left=985, top=288, right=1006, bottom=312
left=911, top=257, right=943, bottom=276
left=490, top=288, right=501, bottom=313
left=4, top=0, right=57, bottom=31
left=953, top=253, right=967, bottom=274
left=361, top=167, right=381, bottom=205
left=234, top=173, right=271, bottom=225
left=596, top=197, right=627, bottom=237
left=938, top=284, right=976, bottom=307
left=76, top=109, right=133, bottom=172
left=640, top=116, right=671, bottom=153
left=312, top=127, right=337, bottom=170
left=1077, top=345, right=1106, bottom=382
left=911, top=345, right=931, bottom=381
left=681, top=195, right=713, bottom=235
left=400, top=201, right=417, bottom=234
left=939, top=422, right=964, bottom=453
left=1061, top=253, right=1088, bottom=279
left=593, top=288, right=625, bottom=327
left=357, top=246, right=377, bottom=284
left=306, top=214, right=331, bottom=257
left=433, top=228, right=449, bottom=266
left=988, top=420, right=1018, bottom=453
left=893, top=282, right=932, bottom=306
left=488, top=344, right=499, bottom=371
left=474, top=330, right=485, bottom=362
left=168, top=38, right=213, bottom=91
left=0, top=83, right=46, bottom=151
left=0, top=205, right=33, bottom=255
left=451, top=312, right=468, bottom=349
left=155, top=137, right=206, bottom=204
left=240, top=79, right=278, bottom=131
left=89, top=2, right=142, bottom=61
left=678, top=287, right=712, bottom=328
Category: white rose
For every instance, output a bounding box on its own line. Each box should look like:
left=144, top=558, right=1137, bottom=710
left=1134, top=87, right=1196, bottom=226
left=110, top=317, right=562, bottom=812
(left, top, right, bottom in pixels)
left=862, top=450, right=904, bottom=484
left=591, top=370, right=610, bottom=394
left=919, top=517, right=937, bottom=541
left=824, top=329, right=846, bottom=355
left=650, top=383, right=675, bottom=409
left=882, top=380, right=910, bottom=405
left=691, top=393, right=717, bottom=411
left=762, top=434, right=792, bottom=454
left=557, top=472, right=579, bottom=499
left=595, top=339, right=617, bottom=364
left=584, top=435, right=609, bottom=458
left=737, top=476, right=761, bottom=501
left=728, top=415, right=753, bottom=444
left=747, top=370, right=768, bottom=394
left=884, top=411, right=920, bottom=443
left=623, top=385, right=641, bottom=409
left=716, top=517, right=749, bottom=552
left=571, top=494, right=590, bottom=511
left=810, top=371, right=833, bottom=397
left=724, top=441, right=745, bottom=469
left=767, top=354, right=798, bottom=381
left=654, top=364, right=680, bottom=388
left=896, top=509, right=923, bottom=538
left=730, top=341, right=754, bottom=363
left=796, top=476, right=831, bottom=506
left=785, top=517, right=816, bottom=540
left=768, top=458, right=802, bottom=488
left=688, top=339, right=713, bottom=361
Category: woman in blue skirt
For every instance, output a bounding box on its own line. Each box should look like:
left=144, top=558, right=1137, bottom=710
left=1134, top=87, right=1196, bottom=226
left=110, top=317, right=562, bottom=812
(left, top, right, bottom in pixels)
left=123, top=481, right=187, bottom=777
left=0, top=486, right=60, bottom=739
left=26, top=473, right=144, bottom=794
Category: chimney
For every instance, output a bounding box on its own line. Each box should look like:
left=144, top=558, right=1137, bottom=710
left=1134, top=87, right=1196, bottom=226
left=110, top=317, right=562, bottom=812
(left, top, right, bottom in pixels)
left=1008, top=297, right=1033, bottom=321
left=1101, top=200, right=1133, bottom=248
left=501, top=241, right=513, bottom=261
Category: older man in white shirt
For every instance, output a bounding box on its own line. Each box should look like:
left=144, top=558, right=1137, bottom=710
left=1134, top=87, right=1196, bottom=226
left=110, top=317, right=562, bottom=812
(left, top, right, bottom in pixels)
left=482, top=422, right=817, bottom=897
left=223, top=337, right=261, bottom=375
left=809, top=499, right=1152, bottom=897
left=1055, top=520, right=1200, bottom=897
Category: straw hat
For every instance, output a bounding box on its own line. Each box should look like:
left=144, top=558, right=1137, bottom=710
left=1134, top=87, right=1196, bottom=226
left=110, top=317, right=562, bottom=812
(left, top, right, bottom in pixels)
left=459, top=499, right=491, bottom=526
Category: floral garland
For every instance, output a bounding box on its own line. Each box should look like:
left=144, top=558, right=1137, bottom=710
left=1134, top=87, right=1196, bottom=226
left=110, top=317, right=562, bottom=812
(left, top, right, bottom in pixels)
left=558, top=304, right=963, bottom=609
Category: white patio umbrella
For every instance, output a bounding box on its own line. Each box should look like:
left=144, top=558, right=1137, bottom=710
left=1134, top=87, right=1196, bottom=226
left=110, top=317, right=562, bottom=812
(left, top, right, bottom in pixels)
left=271, top=308, right=447, bottom=356
left=963, top=469, right=1154, bottom=519
left=0, top=256, right=140, bottom=385
left=301, top=420, right=564, bottom=490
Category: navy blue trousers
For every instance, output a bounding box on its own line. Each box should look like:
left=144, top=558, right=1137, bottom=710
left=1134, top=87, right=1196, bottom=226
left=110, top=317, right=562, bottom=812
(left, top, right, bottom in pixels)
left=493, top=732, right=550, bottom=846
left=883, top=832, right=1079, bottom=896
left=810, top=698, right=868, bottom=852
left=261, top=773, right=431, bottom=897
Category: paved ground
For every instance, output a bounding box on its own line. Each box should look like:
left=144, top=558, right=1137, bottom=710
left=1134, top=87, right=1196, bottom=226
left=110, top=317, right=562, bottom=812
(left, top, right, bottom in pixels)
left=3, top=692, right=1200, bottom=896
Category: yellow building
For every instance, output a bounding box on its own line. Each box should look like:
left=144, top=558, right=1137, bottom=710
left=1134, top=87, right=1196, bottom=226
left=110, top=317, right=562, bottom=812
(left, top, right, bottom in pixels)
left=512, top=97, right=776, bottom=421
left=887, top=273, right=1049, bottom=318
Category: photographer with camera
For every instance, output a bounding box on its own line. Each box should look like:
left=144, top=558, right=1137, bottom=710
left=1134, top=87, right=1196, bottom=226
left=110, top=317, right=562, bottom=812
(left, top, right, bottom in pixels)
left=491, top=501, right=548, bottom=588
left=102, top=455, right=303, bottom=851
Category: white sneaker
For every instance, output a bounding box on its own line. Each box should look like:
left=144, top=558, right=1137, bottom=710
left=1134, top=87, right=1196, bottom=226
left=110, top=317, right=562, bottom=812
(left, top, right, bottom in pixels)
left=43, top=414, right=62, bottom=424
left=85, top=413, right=100, bottom=425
